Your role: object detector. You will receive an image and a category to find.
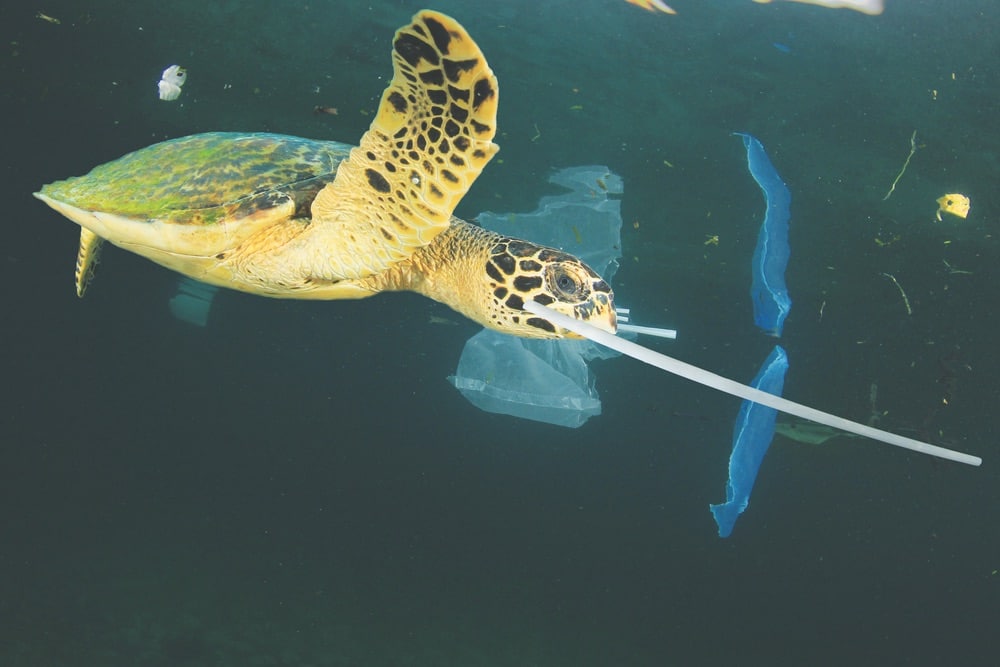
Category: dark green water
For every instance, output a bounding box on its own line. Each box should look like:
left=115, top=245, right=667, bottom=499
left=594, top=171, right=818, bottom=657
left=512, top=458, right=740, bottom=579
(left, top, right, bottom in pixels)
left=3, top=1, right=999, bottom=664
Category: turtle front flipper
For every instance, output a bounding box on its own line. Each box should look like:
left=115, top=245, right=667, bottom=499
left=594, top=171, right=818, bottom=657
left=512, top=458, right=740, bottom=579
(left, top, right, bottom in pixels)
left=75, top=227, right=104, bottom=297
left=309, top=10, right=499, bottom=279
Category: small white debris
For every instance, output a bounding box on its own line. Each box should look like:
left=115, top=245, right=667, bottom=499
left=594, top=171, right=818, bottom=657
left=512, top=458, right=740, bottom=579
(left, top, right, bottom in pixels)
left=157, top=65, right=187, bottom=101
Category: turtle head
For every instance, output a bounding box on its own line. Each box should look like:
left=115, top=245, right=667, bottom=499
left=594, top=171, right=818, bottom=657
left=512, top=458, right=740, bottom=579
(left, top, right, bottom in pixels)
left=397, top=223, right=615, bottom=339
left=481, top=237, right=616, bottom=339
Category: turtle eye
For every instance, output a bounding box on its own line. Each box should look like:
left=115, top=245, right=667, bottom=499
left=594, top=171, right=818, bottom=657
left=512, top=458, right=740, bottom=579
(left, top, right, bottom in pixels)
left=548, top=264, right=586, bottom=301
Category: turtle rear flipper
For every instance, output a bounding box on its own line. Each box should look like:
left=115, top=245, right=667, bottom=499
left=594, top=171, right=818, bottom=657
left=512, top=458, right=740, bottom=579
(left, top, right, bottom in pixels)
left=75, top=227, right=104, bottom=297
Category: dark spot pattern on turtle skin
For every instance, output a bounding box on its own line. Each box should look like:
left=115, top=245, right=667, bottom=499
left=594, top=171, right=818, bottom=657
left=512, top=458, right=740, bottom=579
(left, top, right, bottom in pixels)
left=493, top=286, right=508, bottom=299
left=443, top=58, right=478, bottom=83
left=519, top=259, right=542, bottom=272
left=471, top=120, right=491, bottom=135
left=444, top=120, right=460, bottom=138
left=505, top=240, right=536, bottom=258
left=485, top=261, right=504, bottom=283
left=532, top=293, right=554, bottom=306
left=505, top=293, right=524, bottom=310
left=394, top=32, right=439, bottom=67
left=423, top=15, right=453, bottom=55
left=365, top=169, right=391, bottom=193
left=387, top=91, right=408, bottom=113
left=441, top=169, right=459, bottom=184
left=473, top=78, right=495, bottom=109
left=449, top=85, right=469, bottom=103
left=419, top=70, right=445, bottom=87
left=527, top=317, right=556, bottom=334
left=453, top=136, right=470, bottom=151
left=449, top=105, right=468, bottom=123
left=388, top=213, right=408, bottom=231
left=513, top=275, right=543, bottom=292
left=494, top=253, right=516, bottom=276
left=427, top=88, right=447, bottom=105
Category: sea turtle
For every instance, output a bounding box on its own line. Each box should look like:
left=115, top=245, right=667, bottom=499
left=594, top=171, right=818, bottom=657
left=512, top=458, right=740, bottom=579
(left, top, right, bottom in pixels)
left=34, top=10, right=616, bottom=338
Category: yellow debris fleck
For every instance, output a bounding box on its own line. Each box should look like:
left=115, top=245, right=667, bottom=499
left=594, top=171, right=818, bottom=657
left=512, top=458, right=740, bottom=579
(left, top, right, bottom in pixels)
left=624, top=0, right=677, bottom=14
left=936, top=193, right=970, bottom=221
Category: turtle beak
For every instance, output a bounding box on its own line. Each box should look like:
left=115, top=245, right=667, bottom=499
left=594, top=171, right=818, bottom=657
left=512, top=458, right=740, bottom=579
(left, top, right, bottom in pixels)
left=571, top=288, right=616, bottom=335
left=593, top=301, right=618, bottom=334
left=544, top=287, right=615, bottom=339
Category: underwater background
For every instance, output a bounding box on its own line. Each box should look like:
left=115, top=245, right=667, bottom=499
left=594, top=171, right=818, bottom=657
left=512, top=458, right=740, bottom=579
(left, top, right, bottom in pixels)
left=3, top=0, right=999, bottom=664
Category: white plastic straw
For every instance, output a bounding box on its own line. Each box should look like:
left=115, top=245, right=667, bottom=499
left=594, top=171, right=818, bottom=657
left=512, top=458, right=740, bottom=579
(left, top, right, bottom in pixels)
left=618, top=323, right=678, bottom=339
left=525, top=301, right=982, bottom=467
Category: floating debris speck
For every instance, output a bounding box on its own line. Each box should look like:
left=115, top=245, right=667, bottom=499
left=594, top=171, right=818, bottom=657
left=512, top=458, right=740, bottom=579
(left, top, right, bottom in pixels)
left=935, top=193, right=970, bottom=221
left=157, top=65, right=187, bottom=101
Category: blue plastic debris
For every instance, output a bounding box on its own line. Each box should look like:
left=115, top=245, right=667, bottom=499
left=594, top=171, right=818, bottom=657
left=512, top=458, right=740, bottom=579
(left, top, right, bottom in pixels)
left=736, top=133, right=792, bottom=337
left=710, top=345, right=789, bottom=538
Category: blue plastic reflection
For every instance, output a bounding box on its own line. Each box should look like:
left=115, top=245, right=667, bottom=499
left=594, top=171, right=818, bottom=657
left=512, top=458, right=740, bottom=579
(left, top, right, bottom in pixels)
left=736, top=133, right=792, bottom=337
left=710, top=345, right=789, bottom=538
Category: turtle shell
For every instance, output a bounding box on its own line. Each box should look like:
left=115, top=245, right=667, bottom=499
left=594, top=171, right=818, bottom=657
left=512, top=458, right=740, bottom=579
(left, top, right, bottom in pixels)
left=39, top=132, right=352, bottom=226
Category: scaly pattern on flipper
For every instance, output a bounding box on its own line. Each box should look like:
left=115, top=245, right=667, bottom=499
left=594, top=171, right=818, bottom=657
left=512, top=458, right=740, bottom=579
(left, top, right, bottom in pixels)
left=310, top=10, right=499, bottom=279
left=75, top=227, right=104, bottom=297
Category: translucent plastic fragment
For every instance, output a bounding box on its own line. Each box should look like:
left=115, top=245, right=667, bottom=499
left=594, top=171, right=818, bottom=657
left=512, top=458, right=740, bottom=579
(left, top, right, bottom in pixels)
left=169, top=277, right=218, bottom=327
left=737, top=132, right=792, bottom=337
left=477, top=165, right=624, bottom=280
left=158, top=65, right=187, bottom=101
left=448, top=166, right=624, bottom=427
left=710, top=345, right=789, bottom=538
left=450, top=333, right=615, bottom=428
